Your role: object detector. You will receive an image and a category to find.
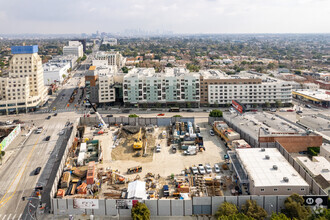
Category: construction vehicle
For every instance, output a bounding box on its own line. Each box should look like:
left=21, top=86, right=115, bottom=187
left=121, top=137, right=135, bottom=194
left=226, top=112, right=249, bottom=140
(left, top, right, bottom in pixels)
left=87, top=99, right=107, bottom=133
left=133, top=128, right=143, bottom=150
left=113, top=172, right=127, bottom=184
left=213, top=121, right=240, bottom=149
left=127, top=166, right=142, bottom=174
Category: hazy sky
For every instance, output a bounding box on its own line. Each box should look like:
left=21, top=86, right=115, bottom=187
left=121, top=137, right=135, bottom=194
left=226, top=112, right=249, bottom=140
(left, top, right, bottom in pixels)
left=0, top=0, right=329, bottom=34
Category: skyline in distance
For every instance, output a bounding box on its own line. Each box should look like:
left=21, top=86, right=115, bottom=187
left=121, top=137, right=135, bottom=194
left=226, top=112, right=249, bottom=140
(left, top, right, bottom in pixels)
left=0, top=0, right=330, bottom=35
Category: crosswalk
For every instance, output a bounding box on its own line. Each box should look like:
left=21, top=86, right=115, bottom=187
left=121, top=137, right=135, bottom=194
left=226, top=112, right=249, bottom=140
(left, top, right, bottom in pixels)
left=0, top=213, right=23, bottom=220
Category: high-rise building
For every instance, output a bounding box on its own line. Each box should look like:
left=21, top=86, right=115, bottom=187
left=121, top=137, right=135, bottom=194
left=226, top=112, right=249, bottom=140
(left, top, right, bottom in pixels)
left=63, top=41, right=83, bottom=58
left=0, top=45, right=47, bottom=114
left=95, top=51, right=124, bottom=68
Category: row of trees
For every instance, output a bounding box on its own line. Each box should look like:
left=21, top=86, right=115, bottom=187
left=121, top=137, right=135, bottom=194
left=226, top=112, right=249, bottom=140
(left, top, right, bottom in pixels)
left=130, top=194, right=329, bottom=220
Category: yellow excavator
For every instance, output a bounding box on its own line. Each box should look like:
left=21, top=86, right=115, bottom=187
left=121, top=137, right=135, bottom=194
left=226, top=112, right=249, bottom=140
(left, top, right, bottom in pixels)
left=133, top=128, right=143, bottom=150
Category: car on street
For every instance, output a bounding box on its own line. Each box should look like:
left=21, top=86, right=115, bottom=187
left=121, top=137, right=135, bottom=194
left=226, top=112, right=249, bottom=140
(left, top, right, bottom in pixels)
left=157, top=113, right=165, bottom=116
left=45, top=136, right=50, bottom=141
left=198, top=164, right=206, bottom=174
left=106, top=114, right=113, bottom=117
left=187, top=109, right=194, bottom=112
left=270, top=108, right=276, bottom=112
left=156, top=144, right=161, bottom=152
left=46, top=115, right=51, bottom=120
left=65, top=121, right=70, bottom=127
left=90, top=111, right=96, bottom=114
left=214, top=163, right=220, bottom=173
left=305, top=104, right=312, bottom=108
left=296, top=110, right=303, bottom=114
left=122, top=109, right=130, bottom=113
left=34, top=167, right=41, bottom=175
left=190, top=166, right=199, bottom=175
left=209, top=130, right=215, bottom=136
left=287, top=109, right=295, bottom=112
left=6, top=120, right=12, bottom=125
left=53, top=113, right=57, bottom=116
left=279, top=109, right=286, bottom=112
left=36, top=127, right=43, bottom=134
left=59, top=129, right=65, bottom=135
left=205, top=163, right=212, bottom=173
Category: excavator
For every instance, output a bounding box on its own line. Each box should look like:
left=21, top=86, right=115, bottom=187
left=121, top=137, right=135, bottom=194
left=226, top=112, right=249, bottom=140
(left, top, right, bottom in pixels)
left=133, top=127, right=143, bottom=150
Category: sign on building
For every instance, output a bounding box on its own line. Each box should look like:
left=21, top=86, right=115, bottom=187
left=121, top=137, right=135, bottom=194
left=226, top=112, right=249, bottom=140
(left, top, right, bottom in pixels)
left=73, top=199, right=99, bottom=209
left=303, top=195, right=328, bottom=207
left=116, top=200, right=139, bottom=209
left=231, top=100, right=245, bottom=114
left=0, top=124, right=21, bottom=151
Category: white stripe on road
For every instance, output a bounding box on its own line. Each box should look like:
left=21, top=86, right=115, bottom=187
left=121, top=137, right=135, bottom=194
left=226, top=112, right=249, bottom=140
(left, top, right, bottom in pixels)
left=1, top=215, right=5, bottom=220
left=18, top=214, right=22, bottom=220
left=11, top=214, right=15, bottom=220
left=5, top=214, right=11, bottom=220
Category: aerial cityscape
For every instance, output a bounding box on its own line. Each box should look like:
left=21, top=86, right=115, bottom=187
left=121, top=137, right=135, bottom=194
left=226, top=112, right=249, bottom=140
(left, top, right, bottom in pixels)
left=0, top=1, right=329, bottom=220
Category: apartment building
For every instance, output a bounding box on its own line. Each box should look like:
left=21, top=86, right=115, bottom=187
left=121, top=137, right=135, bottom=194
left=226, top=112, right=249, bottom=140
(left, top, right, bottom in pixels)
left=94, top=51, right=125, bottom=68
left=123, top=68, right=200, bottom=107
left=43, top=61, right=70, bottom=85
left=63, top=41, right=83, bottom=58
left=200, top=70, right=292, bottom=107
left=0, top=45, right=47, bottom=114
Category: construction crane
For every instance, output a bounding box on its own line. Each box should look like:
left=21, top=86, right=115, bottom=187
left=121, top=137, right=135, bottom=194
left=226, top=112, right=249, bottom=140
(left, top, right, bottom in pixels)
left=133, top=127, right=143, bottom=150
left=86, top=99, right=107, bottom=132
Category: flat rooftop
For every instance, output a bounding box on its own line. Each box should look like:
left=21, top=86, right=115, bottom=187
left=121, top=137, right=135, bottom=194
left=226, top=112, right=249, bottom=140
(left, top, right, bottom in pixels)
left=296, top=156, right=330, bottom=182
left=125, top=67, right=199, bottom=78
left=293, top=89, right=330, bottom=101
left=236, top=148, right=309, bottom=187
left=223, top=112, right=307, bottom=140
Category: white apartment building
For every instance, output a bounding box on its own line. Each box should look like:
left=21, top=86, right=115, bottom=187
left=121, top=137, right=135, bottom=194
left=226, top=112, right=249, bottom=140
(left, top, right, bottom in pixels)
left=0, top=45, right=47, bottom=114
left=320, top=144, right=330, bottom=162
left=43, top=62, right=70, bottom=85
left=97, top=66, right=121, bottom=104
left=200, top=71, right=292, bottom=107
left=95, top=51, right=124, bottom=68
left=63, top=41, right=83, bottom=58
left=102, top=37, right=117, bottom=46
left=123, top=68, right=200, bottom=106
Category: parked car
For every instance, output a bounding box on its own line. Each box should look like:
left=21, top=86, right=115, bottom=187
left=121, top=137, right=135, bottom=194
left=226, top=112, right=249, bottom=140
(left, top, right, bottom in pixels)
left=45, top=136, right=50, bottom=141
left=34, top=167, right=41, bottom=175
left=287, top=109, right=295, bottom=112
left=46, top=115, right=51, bottom=120
left=156, top=144, right=161, bottom=152
left=198, top=164, right=206, bottom=175
left=191, top=166, right=199, bottom=175
left=279, top=109, right=286, bottom=112
left=65, top=121, right=70, bottom=127
left=59, top=129, right=65, bottom=135
left=209, top=130, right=215, bottom=136
left=90, top=112, right=96, bottom=114
left=305, top=104, right=311, bottom=108
left=6, top=120, right=12, bottom=125
left=250, top=109, right=258, bottom=112
left=214, top=163, right=220, bottom=173
left=187, top=109, right=194, bottom=112
left=157, top=113, right=165, bottom=116
left=106, top=114, right=113, bottom=117
left=296, top=110, right=303, bottom=114
left=36, top=127, right=43, bottom=134
left=270, top=108, right=276, bottom=112
left=205, top=164, right=212, bottom=173
left=53, top=113, right=57, bottom=116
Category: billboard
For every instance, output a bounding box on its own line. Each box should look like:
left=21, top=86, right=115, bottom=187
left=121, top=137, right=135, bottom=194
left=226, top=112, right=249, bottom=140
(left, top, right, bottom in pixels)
left=116, top=200, right=140, bottom=209
left=232, top=100, right=244, bottom=114
left=73, top=199, right=99, bottom=209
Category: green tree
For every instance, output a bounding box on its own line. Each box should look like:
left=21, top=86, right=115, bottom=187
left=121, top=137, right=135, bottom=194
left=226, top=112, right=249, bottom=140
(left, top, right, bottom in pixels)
left=281, top=194, right=311, bottom=220
left=62, top=74, right=66, bottom=79
left=209, top=110, right=223, bottom=117
left=241, top=200, right=267, bottom=220
left=186, top=102, right=192, bottom=108
left=173, top=115, right=182, bottom=117
left=0, top=151, right=5, bottom=164
left=218, top=213, right=254, bottom=220
left=267, top=63, right=276, bottom=69
left=128, top=114, right=139, bottom=118
left=215, top=202, right=238, bottom=218
left=275, top=100, right=283, bottom=108
left=131, top=202, right=150, bottom=220
left=155, top=103, right=161, bottom=108
left=122, top=66, right=129, bottom=73
left=81, top=54, right=87, bottom=61
left=265, top=102, right=271, bottom=108
left=166, top=63, right=173, bottom=67
left=270, top=212, right=290, bottom=220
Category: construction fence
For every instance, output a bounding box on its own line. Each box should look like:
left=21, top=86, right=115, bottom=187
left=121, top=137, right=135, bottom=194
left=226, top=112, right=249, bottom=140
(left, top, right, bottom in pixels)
left=52, top=195, right=290, bottom=217
left=79, top=116, right=195, bottom=127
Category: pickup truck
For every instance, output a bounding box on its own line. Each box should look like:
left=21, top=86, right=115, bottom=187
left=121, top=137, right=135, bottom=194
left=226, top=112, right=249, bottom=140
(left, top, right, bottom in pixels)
left=163, top=185, right=169, bottom=197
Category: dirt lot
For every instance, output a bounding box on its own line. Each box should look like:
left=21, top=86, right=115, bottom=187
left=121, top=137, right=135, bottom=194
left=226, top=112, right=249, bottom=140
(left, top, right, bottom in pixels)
left=101, top=118, right=227, bottom=178
left=111, top=126, right=166, bottom=163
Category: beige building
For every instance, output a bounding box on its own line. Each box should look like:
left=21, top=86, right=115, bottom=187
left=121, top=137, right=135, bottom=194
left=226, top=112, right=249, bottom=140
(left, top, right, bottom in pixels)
left=63, top=41, right=83, bottom=58
left=235, top=148, right=309, bottom=195
left=320, top=144, right=330, bottom=162
left=0, top=45, right=47, bottom=114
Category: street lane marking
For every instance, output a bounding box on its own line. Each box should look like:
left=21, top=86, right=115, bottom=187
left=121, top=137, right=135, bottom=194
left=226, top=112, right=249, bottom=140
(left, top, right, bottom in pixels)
left=6, top=214, right=11, bottom=220
left=0, top=135, right=41, bottom=208
left=18, top=213, right=22, bottom=220
left=1, top=215, right=6, bottom=220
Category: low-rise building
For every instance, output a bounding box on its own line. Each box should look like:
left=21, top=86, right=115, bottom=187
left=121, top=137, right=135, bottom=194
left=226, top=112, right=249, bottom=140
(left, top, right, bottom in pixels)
left=43, top=62, right=70, bottom=85
left=292, top=89, right=330, bottom=108
left=102, top=37, right=117, bottom=46
left=320, top=144, right=330, bottom=162
left=63, top=41, right=83, bottom=58
left=231, top=148, right=309, bottom=195
left=95, top=51, right=124, bottom=68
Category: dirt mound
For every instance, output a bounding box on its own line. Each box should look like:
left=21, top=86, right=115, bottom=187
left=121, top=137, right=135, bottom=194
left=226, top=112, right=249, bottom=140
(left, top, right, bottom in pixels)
left=122, top=126, right=140, bottom=134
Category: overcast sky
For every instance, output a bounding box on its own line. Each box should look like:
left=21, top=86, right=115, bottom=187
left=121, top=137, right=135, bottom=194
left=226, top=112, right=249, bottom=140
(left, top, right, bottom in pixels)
left=0, top=0, right=329, bottom=34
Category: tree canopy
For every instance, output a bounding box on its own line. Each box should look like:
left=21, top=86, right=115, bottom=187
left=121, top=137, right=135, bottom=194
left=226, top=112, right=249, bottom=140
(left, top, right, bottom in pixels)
left=241, top=200, right=267, bottom=220
left=209, top=109, right=223, bottom=117
left=281, top=194, right=311, bottom=220
left=131, top=202, right=150, bottom=220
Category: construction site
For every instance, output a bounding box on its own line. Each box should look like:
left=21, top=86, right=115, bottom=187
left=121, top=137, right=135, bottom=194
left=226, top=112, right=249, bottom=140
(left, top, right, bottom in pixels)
left=54, top=114, right=243, bottom=203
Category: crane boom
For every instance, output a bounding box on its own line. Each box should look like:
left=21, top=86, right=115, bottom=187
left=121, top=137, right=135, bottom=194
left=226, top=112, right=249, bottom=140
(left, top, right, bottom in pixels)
left=86, top=99, right=107, bottom=130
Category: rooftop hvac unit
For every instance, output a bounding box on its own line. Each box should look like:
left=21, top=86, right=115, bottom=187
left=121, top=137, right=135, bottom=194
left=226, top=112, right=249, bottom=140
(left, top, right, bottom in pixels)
left=261, top=148, right=266, bottom=152
left=321, top=169, right=329, bottom=172
left=273, top=165, right=278, bottom=170
left=283, top=177, right=289, bottom=182
left=265, top=155, right=270, bottom=160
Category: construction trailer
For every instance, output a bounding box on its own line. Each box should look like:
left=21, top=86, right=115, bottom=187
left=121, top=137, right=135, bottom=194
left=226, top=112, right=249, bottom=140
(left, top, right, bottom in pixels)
left=213, top=121, right=240, bottom=149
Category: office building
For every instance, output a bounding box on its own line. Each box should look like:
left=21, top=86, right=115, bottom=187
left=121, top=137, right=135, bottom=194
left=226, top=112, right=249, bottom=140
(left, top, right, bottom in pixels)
left=231, top=148, right=309, bottom=195
left=123, top=68, right=200, bottom=107
left=320, top=144, right=330, bottom=162
left=0, top=45, right=47, bottom=114
left=95, top=51, right=125, bottom=68
left=43, top=62, right=70, bottom=85
left=200, top=70, right=292, bottom=107
left=63, top=41, right=83, bottom=58
left=292, top=89, right=330, bottom=108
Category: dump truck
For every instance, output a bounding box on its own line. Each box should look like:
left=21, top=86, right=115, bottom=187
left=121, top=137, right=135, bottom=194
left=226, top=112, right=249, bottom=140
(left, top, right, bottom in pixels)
left=127, top=166, right=142, bottom=174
